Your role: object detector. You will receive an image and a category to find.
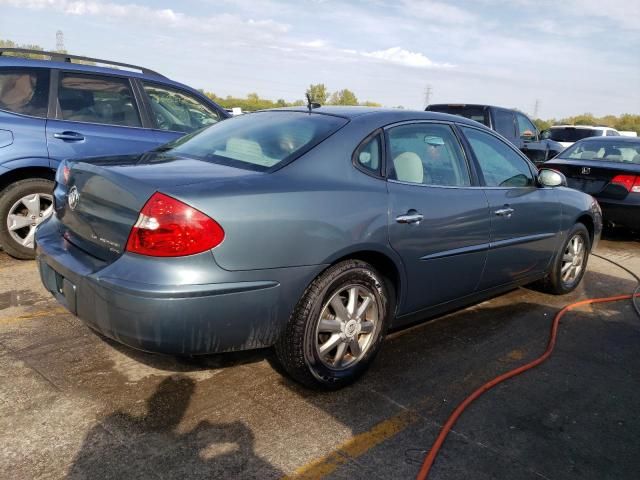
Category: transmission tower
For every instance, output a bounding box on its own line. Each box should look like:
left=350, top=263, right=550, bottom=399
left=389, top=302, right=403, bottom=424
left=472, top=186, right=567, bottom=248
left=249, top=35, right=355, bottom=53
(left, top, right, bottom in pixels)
left=56, top=30, right=65, bottom=52
left=424, top=85, right=433, bottom=107
left=533, top=99, right=540, bottom=118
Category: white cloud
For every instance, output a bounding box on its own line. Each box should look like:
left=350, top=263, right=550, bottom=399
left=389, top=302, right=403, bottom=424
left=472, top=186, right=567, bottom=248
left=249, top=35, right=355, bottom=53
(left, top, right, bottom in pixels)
left=362, top=47, right=453, bottom=69
left=299, top=39, right=327, bottom=48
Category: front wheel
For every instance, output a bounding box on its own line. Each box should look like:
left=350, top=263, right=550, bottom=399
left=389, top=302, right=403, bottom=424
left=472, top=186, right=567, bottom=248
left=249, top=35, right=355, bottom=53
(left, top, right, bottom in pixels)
left=0, top=178, right=55, bottom=260
left=275, top=260, right=391, bottom=389
left=545, top=223, right=591, bottom=295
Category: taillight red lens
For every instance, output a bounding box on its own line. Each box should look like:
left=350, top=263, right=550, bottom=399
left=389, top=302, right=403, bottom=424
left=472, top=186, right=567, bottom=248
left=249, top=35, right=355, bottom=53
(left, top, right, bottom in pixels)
left=125, top=192, right=224, bottom=257
left=611, top=174, right=640, bottom=193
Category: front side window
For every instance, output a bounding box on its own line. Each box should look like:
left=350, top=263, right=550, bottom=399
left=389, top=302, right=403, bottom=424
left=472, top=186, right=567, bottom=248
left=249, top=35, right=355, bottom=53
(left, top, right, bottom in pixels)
left=387, top=123, right=470, bottom=186
left=606, top=130, right=619, bottom=137
left=167, top=111, right=348, bottom=171
left=58, top=73, right=141, bottom=127
left=462, top=127, right=534, bottom=187
left=516, top=113, right=537, bottom=140
left=354, top=133, right=382, bottom=175
left=0, top=68, right=49, bottom=118
left=493, top=109, right=516, bottom=139
left=143, top=82, right=221, bottom=133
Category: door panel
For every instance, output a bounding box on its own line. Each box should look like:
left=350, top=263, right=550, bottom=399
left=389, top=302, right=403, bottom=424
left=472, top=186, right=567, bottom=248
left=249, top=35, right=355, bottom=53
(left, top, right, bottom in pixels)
left=461, top=126, right=561, bottom=288
left=480, top=187, right=560, bottom=288
left=385, top=122, right=490, bottom=315
left=388, top=183, right=490, bottom=314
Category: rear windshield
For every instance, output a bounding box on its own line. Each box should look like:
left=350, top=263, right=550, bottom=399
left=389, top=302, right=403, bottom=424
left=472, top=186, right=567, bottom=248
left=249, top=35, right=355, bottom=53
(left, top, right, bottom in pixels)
left=426, top=105, right=489, bottom=126
left=560, top=140, right=640, bottom=163
left=548, top=127, right=603, bottom=142
left=166, top=111, right=348, bottom=171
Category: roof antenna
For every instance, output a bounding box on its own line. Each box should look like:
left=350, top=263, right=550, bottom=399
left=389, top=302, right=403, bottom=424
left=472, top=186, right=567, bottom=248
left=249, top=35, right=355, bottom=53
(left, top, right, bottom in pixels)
left=305, top=93, right=321, bottom=113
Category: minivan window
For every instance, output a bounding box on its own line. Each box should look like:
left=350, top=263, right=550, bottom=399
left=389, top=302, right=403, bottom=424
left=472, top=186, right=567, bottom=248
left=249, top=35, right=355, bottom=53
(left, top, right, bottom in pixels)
left=168, top=111, right=348, bottom=171
left=58, top=73, right=141, bottom=127
left=547, top=127, right=603, bottom=142
left=142, top=82, right=221, bottom=133
left=426, top=105, right=489, bottom=126
left=0, top=68, right=50, bottom=118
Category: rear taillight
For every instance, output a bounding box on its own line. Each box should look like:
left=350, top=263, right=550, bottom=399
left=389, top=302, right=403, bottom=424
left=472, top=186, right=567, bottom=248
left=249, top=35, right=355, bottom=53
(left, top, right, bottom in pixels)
left=611, top=174, right=640, bottom=193
left=125, top=192, right=224, bottom=257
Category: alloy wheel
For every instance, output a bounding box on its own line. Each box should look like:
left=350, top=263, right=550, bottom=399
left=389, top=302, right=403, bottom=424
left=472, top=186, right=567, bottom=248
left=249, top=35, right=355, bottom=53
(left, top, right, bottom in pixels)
left=315, top=284, right=378, bottom=370
left=561, top=234, right=586, bottom=285
left=6, top=193, right=54, bottom=249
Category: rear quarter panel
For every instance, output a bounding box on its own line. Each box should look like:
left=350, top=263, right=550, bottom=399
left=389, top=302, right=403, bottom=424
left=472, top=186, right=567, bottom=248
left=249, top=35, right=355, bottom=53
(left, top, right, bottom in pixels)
left=166, top=118, right=394, bottom=272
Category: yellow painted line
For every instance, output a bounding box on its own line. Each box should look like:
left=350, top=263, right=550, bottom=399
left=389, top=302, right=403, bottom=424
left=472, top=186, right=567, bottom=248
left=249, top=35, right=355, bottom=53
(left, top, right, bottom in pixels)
left=0, top=307, right=69, bottom=324
left=282, top=408, right=421, bottom=480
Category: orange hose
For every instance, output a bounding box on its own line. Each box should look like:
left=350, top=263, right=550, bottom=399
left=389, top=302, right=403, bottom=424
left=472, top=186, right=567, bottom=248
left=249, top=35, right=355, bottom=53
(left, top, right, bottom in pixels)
left=416, top=293, right=639, bottom=480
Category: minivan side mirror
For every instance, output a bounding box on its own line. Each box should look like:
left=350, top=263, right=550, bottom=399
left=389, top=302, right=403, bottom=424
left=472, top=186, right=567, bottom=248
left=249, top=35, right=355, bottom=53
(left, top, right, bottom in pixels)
left=538, top=168, right=567, bottom=187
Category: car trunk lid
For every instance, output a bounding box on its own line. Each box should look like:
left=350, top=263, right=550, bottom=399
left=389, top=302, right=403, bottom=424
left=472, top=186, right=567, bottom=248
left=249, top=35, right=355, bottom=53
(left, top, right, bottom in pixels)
left=545, top=159, right=640, bottom=198
left=55, top=152, right=260, bottom=261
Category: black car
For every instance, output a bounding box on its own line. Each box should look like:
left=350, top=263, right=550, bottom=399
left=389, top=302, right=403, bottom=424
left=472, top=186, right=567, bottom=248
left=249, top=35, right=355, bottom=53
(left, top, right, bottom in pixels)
left=426, top=104, right=564, bottom=165
left=545, top=136, right=640, bottom=229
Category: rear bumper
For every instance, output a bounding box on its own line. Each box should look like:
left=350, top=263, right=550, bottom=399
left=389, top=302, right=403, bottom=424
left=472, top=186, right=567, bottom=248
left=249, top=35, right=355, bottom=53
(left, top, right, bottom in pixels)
left=597, top=197, right=640, bottom=229
left=36, top=216, right=323, bottom=355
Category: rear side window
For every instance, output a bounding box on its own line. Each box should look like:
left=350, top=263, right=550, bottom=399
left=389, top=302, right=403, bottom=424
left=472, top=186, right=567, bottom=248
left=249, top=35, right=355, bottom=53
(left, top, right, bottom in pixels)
left=142, top=82, right=221, bottom=133
left=168, top=111, right=348, bottom=171
left=0, top=68, right=49, bottom=118
left=354, top=133, right=382, bottom=175
left=493, top=109, right=516, bottom=139
left=387, top=123, right=470, bottom=186
left=58, top=73, right=141, bottom=127
left=426, top=105, right=489, bottom=126
left=462, top=127, right=534, bottom=187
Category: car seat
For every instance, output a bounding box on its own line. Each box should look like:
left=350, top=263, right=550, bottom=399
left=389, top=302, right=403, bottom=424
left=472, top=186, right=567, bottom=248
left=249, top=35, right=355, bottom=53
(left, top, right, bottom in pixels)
left=393, top=152, right=424, bottom=183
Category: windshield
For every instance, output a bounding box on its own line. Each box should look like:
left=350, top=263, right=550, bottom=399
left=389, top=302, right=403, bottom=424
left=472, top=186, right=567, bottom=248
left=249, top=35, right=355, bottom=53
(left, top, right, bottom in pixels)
left=548, top=127, right=603, bottom=142
left=560, top=140, right=640, bottom=163
left=426, top=105, right=489, bottom=127
left=167, top=111, right=348, bottom=171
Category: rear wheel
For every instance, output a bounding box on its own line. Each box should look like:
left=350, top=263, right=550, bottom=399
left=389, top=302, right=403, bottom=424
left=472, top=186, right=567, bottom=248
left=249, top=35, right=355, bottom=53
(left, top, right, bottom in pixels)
left=545, top=223, right=590, bottom=295
left=275, top=260, right=390, bottom=389
left=0, top=178, right=54, bottom=260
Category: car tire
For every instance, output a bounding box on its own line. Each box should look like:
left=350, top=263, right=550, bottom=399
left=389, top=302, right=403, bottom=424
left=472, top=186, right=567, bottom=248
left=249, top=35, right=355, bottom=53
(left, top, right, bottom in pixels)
left=275, top=259, right=391, bottom=389
left=545, top=223, right=591, bottom=295
left=0, top=178, right=55, bottom=260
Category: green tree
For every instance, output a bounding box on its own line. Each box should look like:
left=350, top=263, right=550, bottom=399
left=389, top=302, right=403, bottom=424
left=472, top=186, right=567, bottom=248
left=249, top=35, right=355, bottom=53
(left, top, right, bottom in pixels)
left=305, top=84, right=329, bottom=104
left=329, top=89, right=358, bottom=106
left=360, top=101, right=382, bottom=107
left=0, top=39, right=47, bottom=59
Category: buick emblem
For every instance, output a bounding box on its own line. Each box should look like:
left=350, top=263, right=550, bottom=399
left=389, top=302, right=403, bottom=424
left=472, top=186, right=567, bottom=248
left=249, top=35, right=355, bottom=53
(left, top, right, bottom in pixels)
left=581, top=167, right=591, bottom=175
left=68, top=186, right=80, bottom=211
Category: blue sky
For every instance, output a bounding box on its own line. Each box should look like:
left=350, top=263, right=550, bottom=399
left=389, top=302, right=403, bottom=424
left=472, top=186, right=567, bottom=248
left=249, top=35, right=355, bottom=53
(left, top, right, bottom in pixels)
left=1, top=0, right=639, bottom=118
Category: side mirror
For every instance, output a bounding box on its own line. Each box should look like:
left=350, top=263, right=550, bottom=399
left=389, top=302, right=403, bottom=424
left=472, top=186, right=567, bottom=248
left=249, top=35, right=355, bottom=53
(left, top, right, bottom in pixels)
left=521, top=130, right=535, bottom=141
left=538, top=168, right=567, bottom=187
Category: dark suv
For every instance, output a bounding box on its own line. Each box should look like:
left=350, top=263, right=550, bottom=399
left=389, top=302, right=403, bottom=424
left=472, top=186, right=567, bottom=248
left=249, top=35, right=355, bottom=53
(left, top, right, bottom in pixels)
left=426, top=104, right=564, bottom=166
left=0, top=49, right=228, bottom=259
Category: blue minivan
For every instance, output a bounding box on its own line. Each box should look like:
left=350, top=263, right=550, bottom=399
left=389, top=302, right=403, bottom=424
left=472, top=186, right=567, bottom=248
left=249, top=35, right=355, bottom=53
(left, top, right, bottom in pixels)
left=0, top=49, right=228, bottom=258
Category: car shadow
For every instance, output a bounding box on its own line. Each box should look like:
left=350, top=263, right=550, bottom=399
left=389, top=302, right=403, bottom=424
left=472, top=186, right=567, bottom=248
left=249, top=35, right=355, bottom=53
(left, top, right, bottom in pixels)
left=66, top=375, right=284, bottom=479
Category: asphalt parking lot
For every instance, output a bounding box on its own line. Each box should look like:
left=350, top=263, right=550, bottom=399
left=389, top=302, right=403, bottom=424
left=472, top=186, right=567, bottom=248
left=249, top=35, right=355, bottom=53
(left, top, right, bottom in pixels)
left=1, top=231, right=639, bottom=480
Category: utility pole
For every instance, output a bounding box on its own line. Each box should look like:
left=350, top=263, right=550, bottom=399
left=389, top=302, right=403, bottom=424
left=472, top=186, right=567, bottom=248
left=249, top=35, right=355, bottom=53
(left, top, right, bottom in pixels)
left=424, top=85, right=433, bottom=107
left=533, top=99, right=540, bottom=118
left=56, top=30, right=65, bottom=52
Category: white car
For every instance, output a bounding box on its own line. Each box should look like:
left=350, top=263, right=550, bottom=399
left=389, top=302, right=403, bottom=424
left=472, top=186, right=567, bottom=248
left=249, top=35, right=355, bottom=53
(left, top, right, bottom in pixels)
left=542, top=125, right=620, bottom=148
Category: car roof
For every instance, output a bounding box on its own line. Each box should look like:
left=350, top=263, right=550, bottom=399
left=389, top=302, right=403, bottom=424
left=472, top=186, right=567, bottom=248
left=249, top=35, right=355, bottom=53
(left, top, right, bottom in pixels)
left=266, top=106, right=483, bottom=126
left=577, top=136, right=640, bottom=144
left=0, top=54, right=186, bottom=86
left=551, top=125, right=614, bottom=130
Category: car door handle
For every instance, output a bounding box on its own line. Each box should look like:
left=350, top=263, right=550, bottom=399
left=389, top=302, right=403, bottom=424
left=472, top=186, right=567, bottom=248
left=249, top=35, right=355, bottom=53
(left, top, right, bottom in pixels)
left=53, top=131, right=85, bottom=142
left=495, top=207, right=515, bottom=217
left=396, top=211, right=424, bottom=224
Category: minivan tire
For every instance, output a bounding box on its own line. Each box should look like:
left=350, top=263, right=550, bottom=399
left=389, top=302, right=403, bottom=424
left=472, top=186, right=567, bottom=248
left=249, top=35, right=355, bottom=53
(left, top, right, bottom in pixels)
left=0, top=178, right=55, bottom=260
